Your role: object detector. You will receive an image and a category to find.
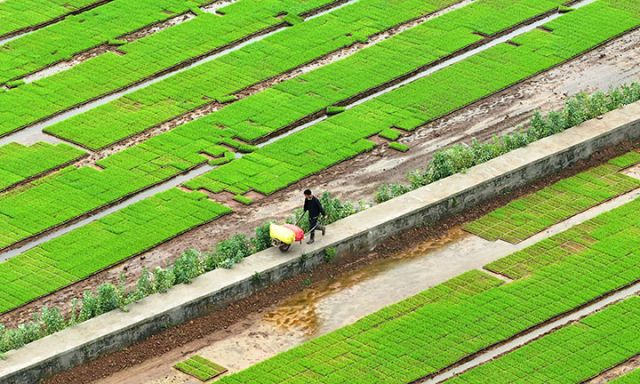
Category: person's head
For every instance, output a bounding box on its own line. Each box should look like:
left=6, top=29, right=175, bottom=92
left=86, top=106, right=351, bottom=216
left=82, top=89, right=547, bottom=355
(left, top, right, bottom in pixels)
left=304, top=189, right=313, bottom=200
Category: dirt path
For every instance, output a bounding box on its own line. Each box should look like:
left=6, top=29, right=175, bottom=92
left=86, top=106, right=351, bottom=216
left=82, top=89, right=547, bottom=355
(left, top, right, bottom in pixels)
left=2, top=28, right=639, bottom=328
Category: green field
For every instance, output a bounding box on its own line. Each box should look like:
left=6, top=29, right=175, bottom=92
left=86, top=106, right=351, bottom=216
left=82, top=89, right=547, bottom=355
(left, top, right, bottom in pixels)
left=218, top=195, right=640, bottom=383
left=447, top=296, right=640, bottom=384
left=465, top=151, right=640, bottom=243
left=1, top=0, right=639, bottom=363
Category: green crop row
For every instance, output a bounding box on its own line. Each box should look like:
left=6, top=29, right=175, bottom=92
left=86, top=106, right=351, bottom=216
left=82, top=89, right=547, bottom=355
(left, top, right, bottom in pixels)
left=188, top=0, right=640, bottom=199
left=609, top=368, right=640, bottom=384
left=0, top=0, right=102, bottom=38
left=0, top=0, right=212, bottom=84
left=218, top=195, right=640, bottom=384
left=486, top=181, right=640, bottom=279
left=0, top=0, right=342, bottom=137
left=159, top=0, right=568, bottom=146
left=465, top=151, right=640, bottom=243
left=0, top=0, right=448, bottom=141
left=0, top=0, right=636, bottom=253
left=0, top=188, right=230, bottom=314
left=0, top=142, right=85, bottom=192
left=175, top=355, right=227, bottom=381
left=446, top=296, right=640, bottom=384
left=44, top=0, right=466, bottom=149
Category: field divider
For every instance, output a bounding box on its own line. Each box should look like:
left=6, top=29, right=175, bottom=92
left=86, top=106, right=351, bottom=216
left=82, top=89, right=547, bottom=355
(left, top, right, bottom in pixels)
left=0, top=0, right=359, bottom=146
left=1, top=96, right=639, bottom=384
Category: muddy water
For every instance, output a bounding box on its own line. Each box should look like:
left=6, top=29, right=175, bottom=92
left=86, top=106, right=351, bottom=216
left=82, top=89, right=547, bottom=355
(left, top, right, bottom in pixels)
left=96, top=228, right=492, bottom=384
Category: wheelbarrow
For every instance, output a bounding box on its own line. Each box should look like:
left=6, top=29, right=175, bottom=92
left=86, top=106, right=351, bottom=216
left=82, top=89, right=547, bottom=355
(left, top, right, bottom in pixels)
left=270, top=223, right=305, bottom=252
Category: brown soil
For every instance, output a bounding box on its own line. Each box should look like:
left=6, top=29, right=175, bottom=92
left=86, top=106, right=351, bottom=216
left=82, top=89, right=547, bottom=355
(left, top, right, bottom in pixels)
left=2, top=27, right=639, bottom=327
left=586, top=355, right=640, bottom=383
left=42, top=139, right=639, bottom=384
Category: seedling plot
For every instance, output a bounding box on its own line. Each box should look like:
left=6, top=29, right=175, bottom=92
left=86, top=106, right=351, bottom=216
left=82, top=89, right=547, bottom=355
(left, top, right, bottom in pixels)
left=175, top=355, right=228, bottom=381
left=0, top=188, right=230, bottom=314
left=0, top=0, right=351, bottom=139
left=0, top=0, right=104, bottom=38
left=0, top=0, right=213, bottom=85
left=219, top=197, right=640, bottom=383
left=465, top=152, right=640, bottom=243
left=44, top=0, right=470, bottom=149
left=486, top=193, right=640, bottom=280
left=0, top=142, right=85, bottom=192
left=189, top=0, right=640, bottom=200
left=446, top=296, right=640, bottom=384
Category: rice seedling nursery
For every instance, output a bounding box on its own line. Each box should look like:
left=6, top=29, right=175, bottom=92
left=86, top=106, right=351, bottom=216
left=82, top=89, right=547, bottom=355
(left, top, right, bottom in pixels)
left=0, top=0, right=639, bottom=383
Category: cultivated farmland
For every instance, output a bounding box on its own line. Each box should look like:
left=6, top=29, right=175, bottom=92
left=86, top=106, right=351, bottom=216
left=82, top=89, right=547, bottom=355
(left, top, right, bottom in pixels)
left=1, top=0, right=639, bottom=383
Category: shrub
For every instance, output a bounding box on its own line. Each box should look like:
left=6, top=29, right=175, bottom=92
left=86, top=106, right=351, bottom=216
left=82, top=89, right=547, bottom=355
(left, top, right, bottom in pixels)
left=153, top=267, right=176, bottom=293
left=252, top=221, right=273, bottom=252
left=324, top=247, right=337, bottom=263
left=79, top=290, right=99, bottom=322
left=96, top=283, right=120, bottom=314
left=40, top=306, right=65, bottom=335
left=174, top=249, right=202, bottom=284
left=133, top=267, right=153, bottom=301
left=215, top=234, right=252, bottom=267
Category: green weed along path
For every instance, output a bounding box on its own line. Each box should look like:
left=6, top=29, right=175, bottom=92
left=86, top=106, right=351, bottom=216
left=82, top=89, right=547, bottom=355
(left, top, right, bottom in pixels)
left=446, top=296, right=640, bottom=384
left=188, top=0, right=640, bottom=197
left=0, top=0, right=103, bottom=38
left=0, top=0, right=212, bottom=84
left=219, top=195, right=640, bottom=383
left=465, top=151, right=640, bottom=243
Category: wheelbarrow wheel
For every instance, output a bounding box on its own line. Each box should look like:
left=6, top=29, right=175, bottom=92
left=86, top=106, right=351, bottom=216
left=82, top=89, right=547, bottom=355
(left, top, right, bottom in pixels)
left=279, top=243, right=291, bottom=252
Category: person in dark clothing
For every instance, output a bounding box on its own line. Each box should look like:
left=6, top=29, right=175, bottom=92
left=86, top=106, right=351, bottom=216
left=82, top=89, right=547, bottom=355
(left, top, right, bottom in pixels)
left=303, top=189, right=326, bottom=244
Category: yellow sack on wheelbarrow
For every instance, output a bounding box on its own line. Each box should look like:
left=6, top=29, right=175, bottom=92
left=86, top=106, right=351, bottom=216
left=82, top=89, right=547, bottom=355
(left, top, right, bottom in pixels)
left=270, top=223, right=295, bottom=245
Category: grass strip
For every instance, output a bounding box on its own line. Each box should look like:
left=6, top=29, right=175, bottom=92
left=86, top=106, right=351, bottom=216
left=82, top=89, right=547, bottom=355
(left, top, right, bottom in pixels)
left=446, top=296, right=640, bottom=384
left=0, top=189, right=230, bottom=314
left=465, top=151, right=640, bottom=243
left=0, top=142, right=85, bottom=192
left=218, top=196, right=640, bottom=383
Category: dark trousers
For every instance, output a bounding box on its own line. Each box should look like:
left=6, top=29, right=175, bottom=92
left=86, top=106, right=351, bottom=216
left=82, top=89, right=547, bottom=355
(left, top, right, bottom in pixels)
left=309, top=216, right=325, bottom=240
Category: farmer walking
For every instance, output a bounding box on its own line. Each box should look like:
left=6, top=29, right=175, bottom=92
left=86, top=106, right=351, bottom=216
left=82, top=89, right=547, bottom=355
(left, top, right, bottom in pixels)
left=303, top=189, right=326, bottom=244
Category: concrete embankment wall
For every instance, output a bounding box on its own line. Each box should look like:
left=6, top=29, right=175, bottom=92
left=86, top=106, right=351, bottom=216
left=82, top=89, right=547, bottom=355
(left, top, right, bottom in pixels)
left=1, top=101, right=640, bottom=383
